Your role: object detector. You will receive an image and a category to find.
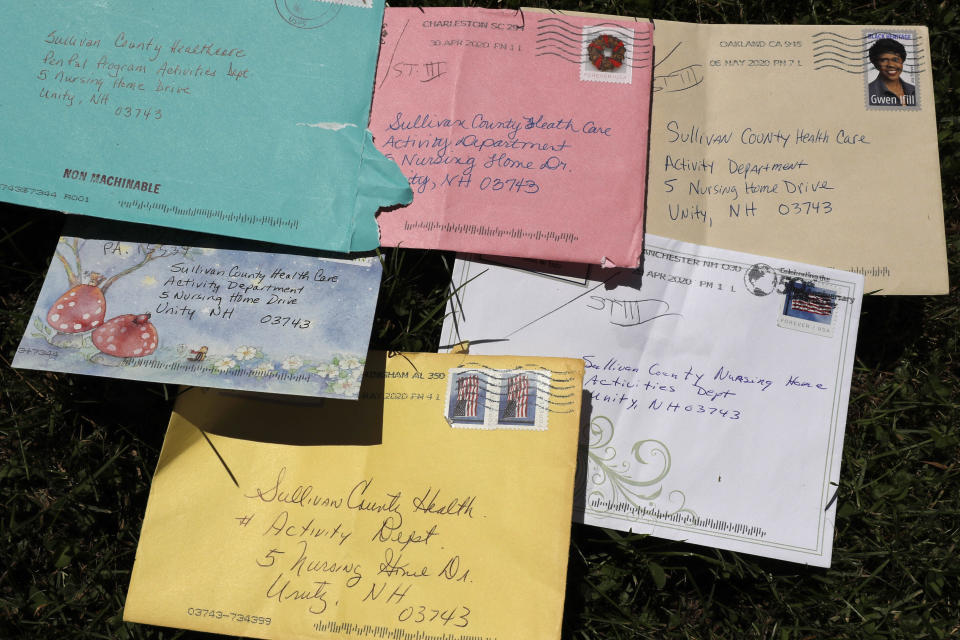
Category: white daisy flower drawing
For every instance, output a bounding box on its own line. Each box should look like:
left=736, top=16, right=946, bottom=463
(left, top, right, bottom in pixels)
left=281, top=355, right=304, bottom=371
left=234, top=345, right=258, bottom=361
left=213, top=357, right=236, bottom=373
left=314, top=362, right=340, bottom=377
left=331, top=376, right=361, bottom=396
left=340, top=355, right=362, bottom=370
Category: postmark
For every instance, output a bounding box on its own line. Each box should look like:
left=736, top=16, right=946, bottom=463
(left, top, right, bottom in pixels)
left=811, top=28, right=923, bottom=111
left=444, top=365, right=577, bottom=430
left=743, top=265, right=851, bottom=338
left=743, top=263, right=778, bottom=296
left=534, top=17, right=648, bottom=85
left=863, top=29, right=922, bottom=111
left=580, top=25, right=635, bottom=85
left=274, top=0, right=370, bottom=30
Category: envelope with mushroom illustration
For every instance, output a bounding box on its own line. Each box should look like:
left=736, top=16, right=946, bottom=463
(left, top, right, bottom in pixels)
left=123, top=351, right=584, bottom=639
left=0, top=0, right=411, bottom=253
left=13, top=220, right=381, bottom=399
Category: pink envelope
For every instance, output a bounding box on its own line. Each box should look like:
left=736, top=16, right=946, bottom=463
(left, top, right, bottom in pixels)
left=371, top=8, right=653, bottom=267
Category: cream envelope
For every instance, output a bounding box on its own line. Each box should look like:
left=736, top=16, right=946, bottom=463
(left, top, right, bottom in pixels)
left=370, top=7, right=652, bottom=267
left=647, top=21, right=947, bottom=294
left=443, top=236, right=864, bottom=566
left=124, top=352, right=584, bottom=639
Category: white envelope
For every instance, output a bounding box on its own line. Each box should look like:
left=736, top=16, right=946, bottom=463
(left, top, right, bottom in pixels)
left=442, top=235, right=864, bottom=566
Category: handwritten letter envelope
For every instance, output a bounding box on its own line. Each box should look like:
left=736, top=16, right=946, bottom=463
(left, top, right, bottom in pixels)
left=647, top=21, right=947, bottom=293
left=443, top=237, right=864, bottom=566
left=123, top=352, right=584, bottom=639
left=1, top=0, right=411, bottom=252
left=370, top=8, right=653, bottom=267
left=13, top=221, right=381, bottom=399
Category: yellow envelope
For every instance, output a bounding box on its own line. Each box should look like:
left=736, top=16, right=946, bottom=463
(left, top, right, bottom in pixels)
left=123, top=352, right=584, bottom=640
left=646, top=21, right=947, bottom=294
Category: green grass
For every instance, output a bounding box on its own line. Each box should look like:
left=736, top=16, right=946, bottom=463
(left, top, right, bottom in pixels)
left=2, top=0, right=959, bottom=638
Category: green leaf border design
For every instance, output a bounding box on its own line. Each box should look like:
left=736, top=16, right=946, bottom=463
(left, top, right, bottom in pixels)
left=575, top=415, right=696, bottom=518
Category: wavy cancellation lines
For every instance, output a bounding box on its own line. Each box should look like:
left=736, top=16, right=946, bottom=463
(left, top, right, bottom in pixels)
left=455, top=364, right=577, bottom=414
left=812, top=30, right=925, bottom=74
left=535, top=17, right=652, bottom=69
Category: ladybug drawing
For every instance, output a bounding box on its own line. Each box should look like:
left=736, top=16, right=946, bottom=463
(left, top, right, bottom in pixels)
left=188, top=346, right=208, bottom=362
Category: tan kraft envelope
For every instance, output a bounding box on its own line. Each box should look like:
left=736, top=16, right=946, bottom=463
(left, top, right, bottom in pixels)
left=124, top=352, right=584, bottom=640
left=646, top=21, right=947, bottom=294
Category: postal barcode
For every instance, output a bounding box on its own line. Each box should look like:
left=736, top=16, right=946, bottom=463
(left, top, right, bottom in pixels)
left=117, top=199, right=300, bottom=230
left=125, top=359, right=314, bottom=382
left=311, top=620, right=496, bottom=640
left=845, top=265, right=891, bottom=277
left=587, top=499, right=768, bottom=538
left=403, top=220, right=578, bottom=244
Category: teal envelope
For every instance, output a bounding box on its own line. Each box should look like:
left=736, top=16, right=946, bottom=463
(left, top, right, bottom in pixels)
left=1, top=0, right=411, bottom=252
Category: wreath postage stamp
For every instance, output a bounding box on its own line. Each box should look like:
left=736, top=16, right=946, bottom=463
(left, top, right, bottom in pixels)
left=580, top=25, right=635, bottom=85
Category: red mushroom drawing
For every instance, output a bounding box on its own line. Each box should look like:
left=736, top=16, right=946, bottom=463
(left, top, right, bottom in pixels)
left=46, top=272, right=107, bottom=334
left=40, top=238, right=178, bottom=351
left=90, top=313, right=159, bottom=365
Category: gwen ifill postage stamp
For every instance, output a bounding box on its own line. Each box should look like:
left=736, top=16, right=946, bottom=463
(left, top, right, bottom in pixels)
left=863, top=29, right=922, bottom=111
left=444, top=364, right=577, bottom=430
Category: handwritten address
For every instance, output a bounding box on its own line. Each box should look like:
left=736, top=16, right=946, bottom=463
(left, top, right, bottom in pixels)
left=98, top=242, right=341, bottom=325
left=36, top=29, right=252, bottom=116
left=584, top=355, right=829, bottom=420
left=382, top=111, right=612, bottom=198
left=656, top=118, right=871, bottom=229
left=239, top=467, right=478, bottom=627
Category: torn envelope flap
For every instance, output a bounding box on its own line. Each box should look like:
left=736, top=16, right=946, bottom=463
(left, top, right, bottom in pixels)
left=351, top=129, right=415, bottom=251
left=0, top=0, right=406, bottom=253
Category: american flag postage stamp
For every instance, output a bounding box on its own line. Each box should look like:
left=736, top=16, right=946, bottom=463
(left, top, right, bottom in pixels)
left=776, top=279, right=839, bottom=338
left=444, top=365, right=576, bottom=430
